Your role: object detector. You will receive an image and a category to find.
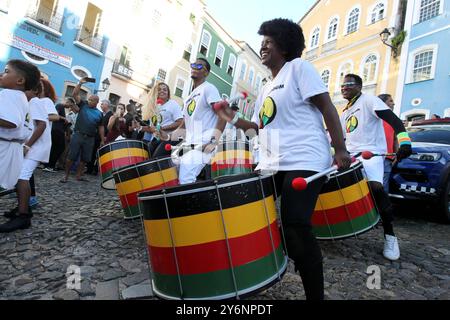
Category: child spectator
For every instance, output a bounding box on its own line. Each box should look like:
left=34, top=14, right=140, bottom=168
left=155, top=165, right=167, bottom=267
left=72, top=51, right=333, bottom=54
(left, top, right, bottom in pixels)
left=0, top=60, right=40, bottom=191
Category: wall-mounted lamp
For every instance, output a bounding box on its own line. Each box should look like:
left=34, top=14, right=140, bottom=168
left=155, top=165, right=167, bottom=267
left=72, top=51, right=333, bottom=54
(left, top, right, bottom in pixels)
left=380, top=28, right=398, bottom=57
left=94, top=78, right=110, bottom=94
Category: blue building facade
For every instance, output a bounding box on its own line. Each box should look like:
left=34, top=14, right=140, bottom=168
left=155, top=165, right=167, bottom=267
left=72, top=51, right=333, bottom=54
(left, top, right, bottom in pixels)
left=397, top=0, right=450, bottom=121
left=0, top=1, right=108, bottom=101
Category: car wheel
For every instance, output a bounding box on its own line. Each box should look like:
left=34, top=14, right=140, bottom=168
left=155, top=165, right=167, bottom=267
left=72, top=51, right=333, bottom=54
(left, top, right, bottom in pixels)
left=439, top=179, right=450, bottom=224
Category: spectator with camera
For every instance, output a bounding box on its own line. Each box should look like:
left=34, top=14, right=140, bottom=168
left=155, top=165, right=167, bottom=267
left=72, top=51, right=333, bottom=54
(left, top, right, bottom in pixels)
left=60, top=77, right=105, bottom=183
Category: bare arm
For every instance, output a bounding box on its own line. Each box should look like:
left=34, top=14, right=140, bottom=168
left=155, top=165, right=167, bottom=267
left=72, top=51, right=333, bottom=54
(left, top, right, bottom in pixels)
left=25, top=120, right=46, bottom=148
left=98, top=125, right=105, bottom=146
left=107, top=115, right=118, bottom=132
left=48, top=114, right=60, bottom=122
left=72, top=78, right=87, bottom=105
left=161, top=118, right=184, bottom=132
left=0, top=119, right=16, bottom=129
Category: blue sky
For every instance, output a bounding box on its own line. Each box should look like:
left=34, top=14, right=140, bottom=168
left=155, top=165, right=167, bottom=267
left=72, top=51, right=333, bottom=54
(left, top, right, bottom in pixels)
left=205, top=0, right=317, bottom=53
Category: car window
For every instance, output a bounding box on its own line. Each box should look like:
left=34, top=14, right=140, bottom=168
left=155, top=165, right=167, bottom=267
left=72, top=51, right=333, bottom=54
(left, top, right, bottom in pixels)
left=408, top=128, right=450, bottom=145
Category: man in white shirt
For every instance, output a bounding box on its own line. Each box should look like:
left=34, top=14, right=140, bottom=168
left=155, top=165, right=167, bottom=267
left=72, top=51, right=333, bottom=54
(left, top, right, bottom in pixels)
left=340, top=74, right=412, bottom=261
left=175, top=58, right=226, bottom=184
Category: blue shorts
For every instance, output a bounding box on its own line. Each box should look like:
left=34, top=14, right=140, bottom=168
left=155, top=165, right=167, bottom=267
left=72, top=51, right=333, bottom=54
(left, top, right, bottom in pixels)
left=68, top=132, right=95, bottom=163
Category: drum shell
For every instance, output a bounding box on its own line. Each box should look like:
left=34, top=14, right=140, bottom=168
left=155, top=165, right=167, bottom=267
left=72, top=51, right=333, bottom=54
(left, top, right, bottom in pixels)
left=139, top=173, right=287, bottom=300
left=98, top=140, right=150, bottom=190
left=113, top=158, right=179, bottom=219
left=211, top=141, right=253, bottom=179
left=312, top=162, right=380, bottom=240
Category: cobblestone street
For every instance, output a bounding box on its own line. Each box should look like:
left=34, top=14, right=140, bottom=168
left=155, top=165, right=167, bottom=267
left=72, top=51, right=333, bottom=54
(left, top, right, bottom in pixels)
left=0, top=169, right=448, bottom=300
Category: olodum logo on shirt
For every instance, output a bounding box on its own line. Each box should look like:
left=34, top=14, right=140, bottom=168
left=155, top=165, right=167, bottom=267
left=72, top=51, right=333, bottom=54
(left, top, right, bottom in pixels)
left=259, top=97, right=277, bottom=129
left=346, top=115, right=359, bottom=133
left=152, top=114, right=162, bottom=126
left=187, top=100, right=196, bottom=117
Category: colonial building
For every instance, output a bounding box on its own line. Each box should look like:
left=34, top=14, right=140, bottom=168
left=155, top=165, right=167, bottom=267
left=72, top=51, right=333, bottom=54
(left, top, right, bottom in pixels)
left=0, top=0, right=108, bottom=100
left=395, top=0, right=450, bottom=120
left=231, top=41, right=270, bottom=120
left=194, top=10, right=241, bottom=98
left=299, top=0, right=405, bottom=111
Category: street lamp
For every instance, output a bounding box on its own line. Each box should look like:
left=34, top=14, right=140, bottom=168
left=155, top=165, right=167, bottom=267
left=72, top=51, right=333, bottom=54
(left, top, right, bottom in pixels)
left=380, top=28, right=398, bottom=57
left=94, top=78, right=110, bottom=94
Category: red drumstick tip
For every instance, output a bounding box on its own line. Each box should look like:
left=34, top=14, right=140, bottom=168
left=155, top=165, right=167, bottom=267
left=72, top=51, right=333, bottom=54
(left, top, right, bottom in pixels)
left=292, top=178, right=308, bottom=191
left=165, top=144, right=172, bottom=152
left=362, top=151, right=374, bottom=160
left=242, top=92, right=248, bottom=99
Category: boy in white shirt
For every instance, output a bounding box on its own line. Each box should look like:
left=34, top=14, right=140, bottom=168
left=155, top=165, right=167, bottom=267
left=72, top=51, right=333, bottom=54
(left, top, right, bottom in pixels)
left=0, top=60, right=41, bottom=232
left=1, top=82, right=50, bottom=233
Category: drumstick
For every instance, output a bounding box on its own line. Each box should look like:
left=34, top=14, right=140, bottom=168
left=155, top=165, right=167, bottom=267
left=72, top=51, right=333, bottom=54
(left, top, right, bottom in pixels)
left=213, top=92, right=249, bottom=111
left=361, top=151, right=396, bottom=160
left=292, top=157, right=357, bottom=191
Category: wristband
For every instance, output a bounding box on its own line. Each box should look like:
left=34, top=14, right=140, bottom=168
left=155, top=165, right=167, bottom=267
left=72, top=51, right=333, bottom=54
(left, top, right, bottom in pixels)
left=397, top=132, right=412, bottom=147
left=230, top=112, right=239, bottom=126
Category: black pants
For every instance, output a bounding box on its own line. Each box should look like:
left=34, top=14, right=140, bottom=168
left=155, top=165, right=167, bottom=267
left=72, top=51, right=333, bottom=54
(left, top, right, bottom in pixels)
left=274, top=170, right=326, bottom=301
left=152, top=140, right=180, bottom=159
left=46, top=130, right=66, bottom=169
left=370, top=181, right=395, bottom=236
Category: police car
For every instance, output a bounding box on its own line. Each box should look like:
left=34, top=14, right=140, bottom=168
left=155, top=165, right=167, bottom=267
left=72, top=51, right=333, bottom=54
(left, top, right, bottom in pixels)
left=389, top=119, right=450, bottom=223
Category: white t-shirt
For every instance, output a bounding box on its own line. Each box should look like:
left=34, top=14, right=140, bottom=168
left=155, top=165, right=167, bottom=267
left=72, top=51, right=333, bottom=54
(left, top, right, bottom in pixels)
left=251, top=58, right=332, bottom=172
left=183, top=81, right=222, bottom=144
left=0, top=89, right=30, bottom=189
left=340, top=93, right=389, bottom=154
left=154, top=99, right=183, bottom=129
left=41, top=97, right=57, bottom=130
left=0, top=89, right=30, bottom=141
left=26, top=98, right=52, bottom=163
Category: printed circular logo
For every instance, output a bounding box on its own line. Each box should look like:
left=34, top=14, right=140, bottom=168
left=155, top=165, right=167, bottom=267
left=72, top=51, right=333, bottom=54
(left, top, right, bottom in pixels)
left=187, top=100, right=196, bottom=117
left=259, top=97, right=277, bottom=129
left=346, top=116, right=359, bottom=133
left=152, top=114, right=162, bottom=126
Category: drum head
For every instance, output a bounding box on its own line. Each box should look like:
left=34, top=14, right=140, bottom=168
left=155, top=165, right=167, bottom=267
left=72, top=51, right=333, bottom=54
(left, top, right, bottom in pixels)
left=139, top=172, right=260, bottom=200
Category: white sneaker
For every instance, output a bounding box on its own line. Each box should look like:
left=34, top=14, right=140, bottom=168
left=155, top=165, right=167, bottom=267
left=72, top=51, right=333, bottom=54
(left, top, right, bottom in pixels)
left=383, top=235, right=400, bottom=261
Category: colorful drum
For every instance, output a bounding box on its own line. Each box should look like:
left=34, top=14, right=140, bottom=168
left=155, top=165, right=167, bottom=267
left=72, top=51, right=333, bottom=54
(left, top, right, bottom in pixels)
left=211, top=141, right=253, bottom=179
left=312, top=161, right=380, bottom=240
left=138, top=173, right=288, bottom=300
left=98, top=140, right=150, bottom=190
left=112, top=158, right=179, bottom=220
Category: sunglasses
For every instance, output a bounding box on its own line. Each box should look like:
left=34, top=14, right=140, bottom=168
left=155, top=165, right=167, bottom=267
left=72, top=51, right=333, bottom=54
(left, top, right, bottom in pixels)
left=341, top=82, right=358, bottom=88
left=190, top=63, right=205, bottom=70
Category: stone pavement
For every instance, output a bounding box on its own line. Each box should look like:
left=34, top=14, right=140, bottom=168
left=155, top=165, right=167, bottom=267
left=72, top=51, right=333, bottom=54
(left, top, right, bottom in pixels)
left=0, top=169, right=448, bottom=300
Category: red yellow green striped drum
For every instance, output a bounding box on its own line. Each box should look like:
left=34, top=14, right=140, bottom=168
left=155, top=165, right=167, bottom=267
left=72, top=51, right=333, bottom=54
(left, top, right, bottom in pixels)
left=112, top=157, right=179, bottom=220
left=138, top=173, right=288, bottom=300
left=211, top=141, right=253, bottom=179
left=312, top=161, right=380, bottom=240
left=98, top=140, right=150, bottom=190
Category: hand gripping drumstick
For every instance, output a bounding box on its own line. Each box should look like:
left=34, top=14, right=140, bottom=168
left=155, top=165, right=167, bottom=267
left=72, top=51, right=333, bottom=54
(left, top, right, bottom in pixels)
left=213, top=92, right=249, bottom=111
left=292, top=157, right=357, bottom=191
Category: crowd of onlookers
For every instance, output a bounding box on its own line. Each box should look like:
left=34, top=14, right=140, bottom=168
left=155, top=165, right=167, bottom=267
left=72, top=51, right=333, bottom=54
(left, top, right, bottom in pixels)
left=0, top=60, right=155, bottom=233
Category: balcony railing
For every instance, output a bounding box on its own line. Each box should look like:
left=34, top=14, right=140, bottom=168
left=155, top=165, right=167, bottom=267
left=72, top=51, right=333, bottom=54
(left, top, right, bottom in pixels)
left=304, top=48, right=319, bottom=61
left=75, top=28, right=104, bottom=53
left=322, top=39, right=337, bottom=54
left=25, top=5, right=63, bottom=33
left=112, top=60, right=133, bottom=79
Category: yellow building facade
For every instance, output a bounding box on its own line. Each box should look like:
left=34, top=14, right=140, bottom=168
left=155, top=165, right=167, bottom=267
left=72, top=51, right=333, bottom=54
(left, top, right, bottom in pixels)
left=299, top=0, right=404, bottom=111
